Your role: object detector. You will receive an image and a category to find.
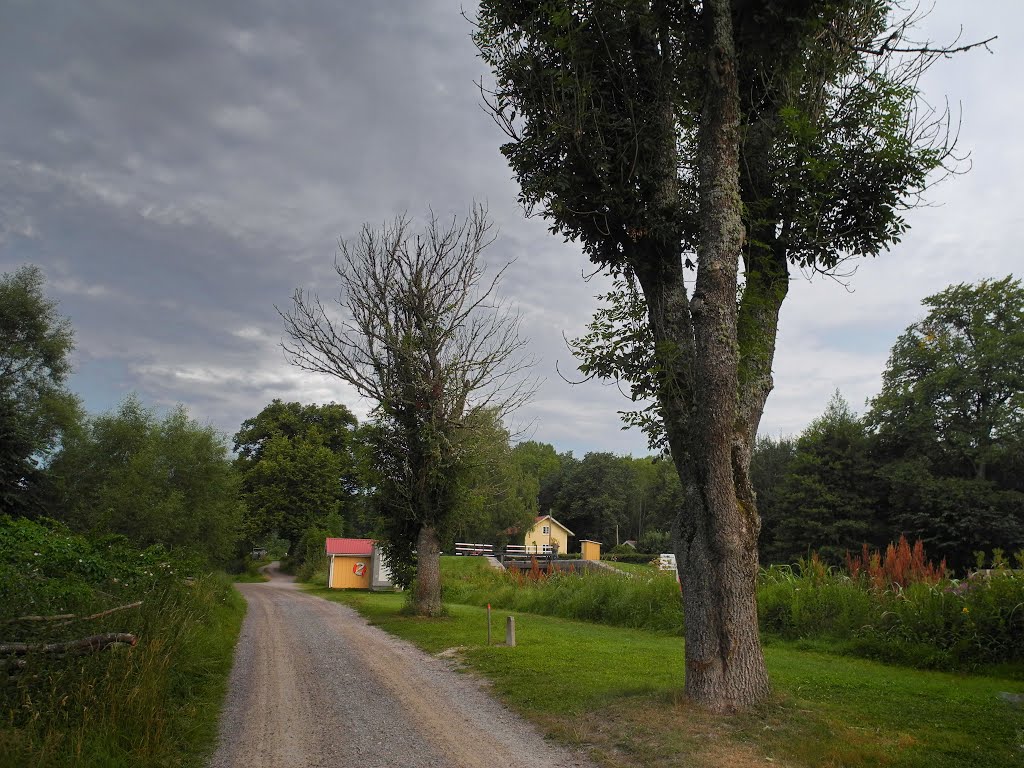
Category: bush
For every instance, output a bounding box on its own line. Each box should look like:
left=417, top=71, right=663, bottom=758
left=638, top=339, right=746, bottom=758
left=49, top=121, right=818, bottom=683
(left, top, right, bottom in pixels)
left=638, top=529, right=670, bottom=554
left=0, top=516, right=245, bottom=767
left=757, top=550, right=1024, bottom=671
left=758, top=565, right=875, bottom=639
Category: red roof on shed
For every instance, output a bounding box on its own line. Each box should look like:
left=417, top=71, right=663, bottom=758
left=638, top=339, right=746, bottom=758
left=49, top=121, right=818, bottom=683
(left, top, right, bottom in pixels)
left=325, top=538, right=374, bottom=556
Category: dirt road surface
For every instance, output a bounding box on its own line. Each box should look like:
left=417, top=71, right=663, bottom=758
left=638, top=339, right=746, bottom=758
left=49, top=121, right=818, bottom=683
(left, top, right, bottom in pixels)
left=210, top=564, right=595, bottom=768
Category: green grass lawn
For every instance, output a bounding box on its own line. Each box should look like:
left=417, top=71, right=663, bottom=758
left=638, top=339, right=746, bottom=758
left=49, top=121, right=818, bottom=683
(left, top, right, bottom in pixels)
left=601, top=560, right=665, bottom=576
left=310, top=586, right=1024, bottom=768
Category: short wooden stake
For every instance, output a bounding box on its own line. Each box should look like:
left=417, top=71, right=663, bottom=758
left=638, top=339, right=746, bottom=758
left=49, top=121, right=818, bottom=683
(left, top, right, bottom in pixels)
left=486, top=603, right=492, bottom=646
left=505, top=615, right=516, bottom=647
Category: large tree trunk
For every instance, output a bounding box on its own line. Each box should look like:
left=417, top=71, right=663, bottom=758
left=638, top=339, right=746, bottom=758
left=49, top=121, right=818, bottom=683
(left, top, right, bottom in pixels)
left=680, top=0, right=770, bottom=713
left=631, top=0, right=770, bottom=713
left=412, top=524, right=443, bottom=617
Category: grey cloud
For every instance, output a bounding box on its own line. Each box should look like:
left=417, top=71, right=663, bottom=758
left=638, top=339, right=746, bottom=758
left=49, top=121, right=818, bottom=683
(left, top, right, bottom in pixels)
left=1, top=0, right=1020, bottom=457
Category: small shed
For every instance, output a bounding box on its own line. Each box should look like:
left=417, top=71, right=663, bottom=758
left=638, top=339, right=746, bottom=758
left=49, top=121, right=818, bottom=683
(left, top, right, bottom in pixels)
left=580, top=540, right=601, bottom=561
left=325, top=538, right=396, bottom=590
left=326, top=538, right=374, bottom=589
left=524, top=514, right=574, bottom=555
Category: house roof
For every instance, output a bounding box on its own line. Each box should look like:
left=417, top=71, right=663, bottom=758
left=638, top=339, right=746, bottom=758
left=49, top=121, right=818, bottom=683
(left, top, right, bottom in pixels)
left=533, top=514, right=575, bottom=537
left=325, top=538, right=374, bottom=556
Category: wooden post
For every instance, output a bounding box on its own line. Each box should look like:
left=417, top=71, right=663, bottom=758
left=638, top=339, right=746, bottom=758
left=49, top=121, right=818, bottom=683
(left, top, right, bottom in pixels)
left=505, top=615, right=516, bottom=647
left=487, top=603, right=492, bottom=645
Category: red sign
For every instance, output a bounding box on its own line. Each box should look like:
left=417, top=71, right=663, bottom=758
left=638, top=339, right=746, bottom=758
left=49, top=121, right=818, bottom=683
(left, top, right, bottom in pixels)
left=353, top=562, right=366, bottom=577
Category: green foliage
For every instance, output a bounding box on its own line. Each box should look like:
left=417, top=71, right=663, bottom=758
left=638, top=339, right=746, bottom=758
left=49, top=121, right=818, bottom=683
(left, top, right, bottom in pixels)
left=509, top=440, right=569, bottom=514
left=869, top=277, right=1024, bottom=481
left=758, top=557, right=1024, bottom=671
left=637, top=528, right=671, bottom=554
left=750, top=433, right=796, bottom=561
left=601, top=551, right=659, bottom=565
left=868, top=277, right=1024, bottom=568
left=291, top=523, right=332, bottom=583
left=0, top=516, right=183, bottom=618
left=758, top=564, right=876, bottom=641
left=440, top=549, right=1024, bottom=672
left=233, top=399, right=363, bottom=548
left=0, top=517, right=245, bottom=767
left=550, top=452, right=680, bottom=547
left=240, top=432, right=344, bottom=544
left=447, top=409, right=535, bottom=548
left=233, top=398, right=358, bottom=469
left=767, top=392, right=881, bottom=565
left=50, top=395, right=242, bottom=567
left=0, top=265, right=81, bottom=516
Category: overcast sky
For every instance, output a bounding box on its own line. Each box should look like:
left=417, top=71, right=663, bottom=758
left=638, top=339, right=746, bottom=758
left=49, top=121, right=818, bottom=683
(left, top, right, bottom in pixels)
left=1, top=1, right=1019, bottom=457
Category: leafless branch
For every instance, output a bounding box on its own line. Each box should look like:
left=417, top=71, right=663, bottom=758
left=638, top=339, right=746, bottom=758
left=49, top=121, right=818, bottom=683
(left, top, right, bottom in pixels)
left=280, top=204, right=538, bottom=450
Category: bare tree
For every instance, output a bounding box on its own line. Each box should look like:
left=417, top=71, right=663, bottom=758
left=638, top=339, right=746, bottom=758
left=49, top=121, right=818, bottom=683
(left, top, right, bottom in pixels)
left=280, top=205, right=534, bottom=615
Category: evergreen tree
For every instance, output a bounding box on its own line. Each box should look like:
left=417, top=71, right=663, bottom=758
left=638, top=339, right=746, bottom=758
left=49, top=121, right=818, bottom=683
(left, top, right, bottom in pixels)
left=769, top=393, right=880, bottom=564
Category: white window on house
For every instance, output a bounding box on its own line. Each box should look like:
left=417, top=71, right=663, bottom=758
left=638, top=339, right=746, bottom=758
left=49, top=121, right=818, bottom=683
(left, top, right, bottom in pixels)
left=542, top=525, right=550, bottom=535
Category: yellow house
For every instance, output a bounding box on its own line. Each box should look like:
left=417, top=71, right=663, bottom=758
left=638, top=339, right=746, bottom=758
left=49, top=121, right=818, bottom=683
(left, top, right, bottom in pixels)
left=524, top=515, right=574, bottom=555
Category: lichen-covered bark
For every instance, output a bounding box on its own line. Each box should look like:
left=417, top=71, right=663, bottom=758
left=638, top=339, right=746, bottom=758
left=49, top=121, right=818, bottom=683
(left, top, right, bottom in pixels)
left=630, top=0, right=770, bottom=713
left=412, top=524, right=443, bottom=617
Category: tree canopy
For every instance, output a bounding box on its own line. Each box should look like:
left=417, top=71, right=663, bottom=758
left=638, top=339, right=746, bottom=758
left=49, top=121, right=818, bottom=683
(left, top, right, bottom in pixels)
left=0, top=265, right=80, bottom=515
left=768, top=393, right=880, bottom=565
left=868, top=277, right=1024, bottom=484
left=475, top=0, right=971, bottom=710
left=867, top=276, right=1024, bottom=567
left=51, top=395, right=242, bottom=566
left=233, top=399, right=363, bottom=548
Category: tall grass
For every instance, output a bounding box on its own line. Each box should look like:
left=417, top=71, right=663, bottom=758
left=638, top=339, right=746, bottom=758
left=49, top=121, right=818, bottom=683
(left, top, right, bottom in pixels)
left=758, top=554, right=1024, bottom=670
left=441, top=548, right=1024, bottom=673
left=0, top=518, right=245, bottom=767
left=442, top=557, right=685, bottom=633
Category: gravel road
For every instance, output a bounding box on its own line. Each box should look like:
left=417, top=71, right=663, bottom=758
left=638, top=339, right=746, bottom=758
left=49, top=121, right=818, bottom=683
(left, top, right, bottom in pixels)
left=209, top=564, right=595, bottom=768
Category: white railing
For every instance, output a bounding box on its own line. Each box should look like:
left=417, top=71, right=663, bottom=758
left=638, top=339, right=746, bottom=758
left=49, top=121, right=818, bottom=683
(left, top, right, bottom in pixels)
left=505, top=544, right=555, bottom=556
left=454, top=542, right=494, bottom=556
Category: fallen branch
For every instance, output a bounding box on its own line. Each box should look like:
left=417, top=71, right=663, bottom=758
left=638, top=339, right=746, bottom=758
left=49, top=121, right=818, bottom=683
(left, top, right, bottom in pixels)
left=3, top=601, right=143, bottom=627
left=53, top=601, right=143, bottom=628
left=0, top=633, right=138, bottom=656
left=2, top=613, right=75, bottom=624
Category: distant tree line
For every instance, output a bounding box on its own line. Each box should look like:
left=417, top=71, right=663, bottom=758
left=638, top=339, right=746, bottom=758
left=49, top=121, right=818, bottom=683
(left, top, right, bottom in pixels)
left=4, top=263, right=1019, bottom=580
left=757, top=278, right=1024, bottom=572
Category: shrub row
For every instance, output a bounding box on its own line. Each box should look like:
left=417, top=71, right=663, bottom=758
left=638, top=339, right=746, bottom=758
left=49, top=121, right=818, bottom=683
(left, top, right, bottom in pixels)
left=601, top=552, right=660, bottom=564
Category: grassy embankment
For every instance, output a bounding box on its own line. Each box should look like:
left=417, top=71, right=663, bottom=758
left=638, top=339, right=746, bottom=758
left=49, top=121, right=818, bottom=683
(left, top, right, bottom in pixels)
left=232, top=557, right=271, bottom=583
left=309, top=555, right=1024, bottom=768
left=0, top=518, right=246, bottom=768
